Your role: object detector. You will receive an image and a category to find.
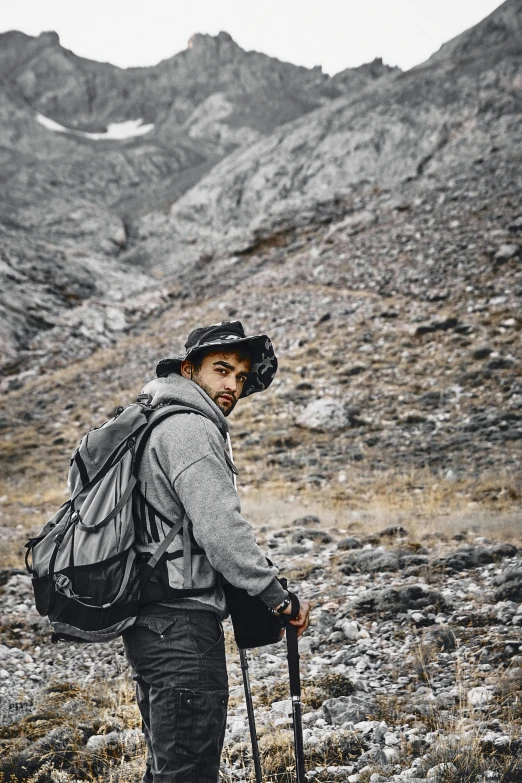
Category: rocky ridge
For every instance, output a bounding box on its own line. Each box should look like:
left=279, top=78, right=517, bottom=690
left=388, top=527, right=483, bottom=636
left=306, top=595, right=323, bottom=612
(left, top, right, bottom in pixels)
left=142, top=0, right=522, bottom=269
left=2, top=2, right=521, bottom=391
left=0, top=26, right=395, bottom=380
left=1, top=520, right=521, bottom=782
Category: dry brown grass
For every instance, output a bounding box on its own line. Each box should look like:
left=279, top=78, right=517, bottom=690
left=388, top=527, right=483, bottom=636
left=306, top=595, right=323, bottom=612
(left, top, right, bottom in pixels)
left=239, top=481, right=522, bottom=544
left=1, top=468, right=520, bottom=571
left=223, top=726, right=363, bottom=783
left=256, top=673, right=355, bottom=713
left=0, top=679, right=143, bottom=783
left=367, top=634, right=522, bottom=783
left=0, top=279, right=520, bottom=571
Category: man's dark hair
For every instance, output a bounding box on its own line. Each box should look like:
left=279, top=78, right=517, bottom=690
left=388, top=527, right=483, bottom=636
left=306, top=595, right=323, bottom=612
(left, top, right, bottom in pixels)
left=190, top=346, right=253, bottom=373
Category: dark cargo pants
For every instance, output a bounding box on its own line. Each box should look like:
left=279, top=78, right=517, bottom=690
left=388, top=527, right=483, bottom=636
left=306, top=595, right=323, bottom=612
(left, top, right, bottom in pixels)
left=123, top=609, right=229, bottom=783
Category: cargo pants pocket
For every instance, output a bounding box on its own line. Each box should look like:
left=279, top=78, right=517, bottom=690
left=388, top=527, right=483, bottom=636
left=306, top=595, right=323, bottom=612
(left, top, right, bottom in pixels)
left=167, top=688, right=229, bottom=760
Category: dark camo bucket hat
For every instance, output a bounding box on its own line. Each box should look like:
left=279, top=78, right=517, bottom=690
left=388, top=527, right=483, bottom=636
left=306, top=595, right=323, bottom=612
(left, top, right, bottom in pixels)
left=155, top=320, right=277, bottom=398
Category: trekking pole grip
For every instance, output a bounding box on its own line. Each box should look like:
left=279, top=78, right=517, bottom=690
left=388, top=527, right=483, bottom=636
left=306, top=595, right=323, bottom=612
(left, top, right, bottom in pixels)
left=285, top=621, right=301, bottom=698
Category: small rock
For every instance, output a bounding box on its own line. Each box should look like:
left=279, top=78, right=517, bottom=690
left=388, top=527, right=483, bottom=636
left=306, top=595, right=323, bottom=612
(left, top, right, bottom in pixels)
left=438, top=546, right=495, bottom=571
left=0, top=568, right=27, bottom=586
left=337, top=537, right=363, bottom=550
left=270, top=699, right=292, bottom=717
left=472, top=346, right=493, bottom=360
left=339, top=550, right=400, bottom=575
left=427, top=762, right=458, bottom=779
left=337, top=363, right=368, bottom=377
left=86, top=728, right=142, bottom=752
left=508, top=215, right=522, bottom=232
left=379, top=525, right=409, bottom=538
left=487, top=356, right=514, bottom=370
left=340, top=620, right=361, bottom=641
left=468, top=687, right=494, bottom=707
left=494, top=568, right=522, bottom=601
left=292, top=529, right=333, bottom=545
left=350, top=584, right=448, bottom=616
left=315, top=612, right=337, bottom=635
left=425, top=627, right=457, bottom=652
left=292, top=514, right=321, bottom=527
left=372, top=721, right=388, bottom=743
left=493, top=243, right=520, bottom=263
left=490, top=543, right=518, bottom=559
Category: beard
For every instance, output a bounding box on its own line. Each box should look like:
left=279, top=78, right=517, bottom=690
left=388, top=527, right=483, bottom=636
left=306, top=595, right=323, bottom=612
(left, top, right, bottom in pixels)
left=192, top=373, right=237, bottom=416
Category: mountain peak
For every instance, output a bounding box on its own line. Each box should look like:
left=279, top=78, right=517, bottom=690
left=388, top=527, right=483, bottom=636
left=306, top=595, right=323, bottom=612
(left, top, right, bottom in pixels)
left=428, top=0, right=522, bottom=64
left=187, top=31, right=237, bottom=51
left=38, top=31, right=60, bottom=46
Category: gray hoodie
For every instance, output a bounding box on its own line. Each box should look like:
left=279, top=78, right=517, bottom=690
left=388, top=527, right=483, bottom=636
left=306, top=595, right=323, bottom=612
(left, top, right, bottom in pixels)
left=136, top=373, right=286, bottom=618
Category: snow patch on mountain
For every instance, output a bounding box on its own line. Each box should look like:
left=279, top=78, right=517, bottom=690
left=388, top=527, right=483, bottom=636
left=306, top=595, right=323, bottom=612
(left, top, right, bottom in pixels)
left=35, top=114, right=154, bottom=140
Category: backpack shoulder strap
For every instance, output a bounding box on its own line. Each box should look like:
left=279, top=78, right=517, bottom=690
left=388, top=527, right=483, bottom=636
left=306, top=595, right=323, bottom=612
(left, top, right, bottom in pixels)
left=133, top=403, right=233, bottom=592
left=132, top=404, right=212, bottom=477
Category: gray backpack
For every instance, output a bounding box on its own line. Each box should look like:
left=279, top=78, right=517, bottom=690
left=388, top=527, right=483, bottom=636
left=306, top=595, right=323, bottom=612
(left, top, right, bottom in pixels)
left=25, top=396, right=210, bottom=643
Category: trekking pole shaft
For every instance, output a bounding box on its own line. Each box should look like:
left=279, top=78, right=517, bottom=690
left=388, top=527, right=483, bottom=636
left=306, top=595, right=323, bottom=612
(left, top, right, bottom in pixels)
left=292, top=697, right=306, bottom=783
left=286, top=624, right=306, bottom=783
left=239, top=648, right=263, bottom=783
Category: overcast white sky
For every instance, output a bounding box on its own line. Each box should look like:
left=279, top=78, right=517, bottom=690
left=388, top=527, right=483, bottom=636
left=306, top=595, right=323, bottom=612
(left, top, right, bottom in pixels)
left=0, top=0, right=505, bottom=75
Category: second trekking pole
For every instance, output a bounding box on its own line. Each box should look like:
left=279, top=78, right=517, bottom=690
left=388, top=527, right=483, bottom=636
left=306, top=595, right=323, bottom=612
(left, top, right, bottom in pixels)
left=240, top=647, right=263, bottom=783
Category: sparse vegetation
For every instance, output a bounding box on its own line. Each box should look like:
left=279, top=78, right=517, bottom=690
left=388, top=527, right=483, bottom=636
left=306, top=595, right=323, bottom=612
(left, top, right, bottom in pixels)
left=0, top=681, right=143, bottom=783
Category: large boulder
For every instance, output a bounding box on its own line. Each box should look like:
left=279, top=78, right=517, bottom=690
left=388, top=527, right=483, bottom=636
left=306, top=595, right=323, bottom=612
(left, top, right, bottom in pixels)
left=296, top=398, right=348, bottom=431
left=349, top=584, right=449, bottom=616
left=323, top=692, right=376, bottom=725
left=338, top=549, right=400, bottom=574
left=494, top=568, right=522, bottom=602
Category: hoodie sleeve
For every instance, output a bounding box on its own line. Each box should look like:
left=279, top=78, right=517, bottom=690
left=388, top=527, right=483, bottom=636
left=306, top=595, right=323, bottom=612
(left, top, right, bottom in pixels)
left=173, top=449, right=287, bottom=608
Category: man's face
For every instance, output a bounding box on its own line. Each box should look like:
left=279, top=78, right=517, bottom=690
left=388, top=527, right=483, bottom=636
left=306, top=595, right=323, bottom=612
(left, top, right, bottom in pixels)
left=181, top=351, right=251, bottom=416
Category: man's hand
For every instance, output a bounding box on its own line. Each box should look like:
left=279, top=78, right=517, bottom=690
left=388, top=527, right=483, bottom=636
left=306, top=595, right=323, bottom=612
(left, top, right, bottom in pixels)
left=282, top=597, right=310, bottom=637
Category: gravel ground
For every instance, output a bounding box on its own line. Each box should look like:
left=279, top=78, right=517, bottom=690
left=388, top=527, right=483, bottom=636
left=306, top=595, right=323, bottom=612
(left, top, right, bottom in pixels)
left=1, top=519, right=521, bottom=782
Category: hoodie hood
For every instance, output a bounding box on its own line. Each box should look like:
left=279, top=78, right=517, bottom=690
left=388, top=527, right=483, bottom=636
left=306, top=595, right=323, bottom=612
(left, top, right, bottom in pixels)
left=142, top=374, right=229, bottom=438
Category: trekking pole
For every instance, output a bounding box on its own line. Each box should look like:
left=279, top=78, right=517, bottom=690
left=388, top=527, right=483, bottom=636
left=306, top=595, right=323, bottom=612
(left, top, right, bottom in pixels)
left=239, top=647, right=263, bottom=783
left=229, top=438, right=262, bottom=781
left=286, top=622, right=306, bottom=783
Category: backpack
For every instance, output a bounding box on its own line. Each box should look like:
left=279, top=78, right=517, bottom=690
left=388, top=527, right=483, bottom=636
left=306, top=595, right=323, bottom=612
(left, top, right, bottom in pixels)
left=25, top=395, right=210, bottom=643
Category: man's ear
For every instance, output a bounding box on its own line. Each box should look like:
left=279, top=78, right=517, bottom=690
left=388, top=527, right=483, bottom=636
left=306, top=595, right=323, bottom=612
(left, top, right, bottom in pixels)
left=180, top=360, right=193, bottom=380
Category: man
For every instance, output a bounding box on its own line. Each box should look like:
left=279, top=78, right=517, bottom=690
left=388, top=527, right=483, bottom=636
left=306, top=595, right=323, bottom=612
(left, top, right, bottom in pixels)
left=123, top=320, right=310, bottom=783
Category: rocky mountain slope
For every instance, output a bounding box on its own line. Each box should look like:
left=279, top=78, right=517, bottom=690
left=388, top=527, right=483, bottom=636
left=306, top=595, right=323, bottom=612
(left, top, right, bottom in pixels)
left=0, top=2, right=520, bottom=521
left=151, top=0, right=522, bottom=265
left=0, top=27, right=394, bottom=381
left=1, top=2, right=520, bottom=393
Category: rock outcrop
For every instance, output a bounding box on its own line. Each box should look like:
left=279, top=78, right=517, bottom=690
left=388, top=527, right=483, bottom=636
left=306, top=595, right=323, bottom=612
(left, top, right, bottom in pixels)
left=157, top=0, right=522, bottom=264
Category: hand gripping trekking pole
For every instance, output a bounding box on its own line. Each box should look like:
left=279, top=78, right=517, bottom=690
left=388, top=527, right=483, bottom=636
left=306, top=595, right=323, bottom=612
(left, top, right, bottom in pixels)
left=239, top=648, right=263, bottom=783
left=285, top=594, right=306, bottom=783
